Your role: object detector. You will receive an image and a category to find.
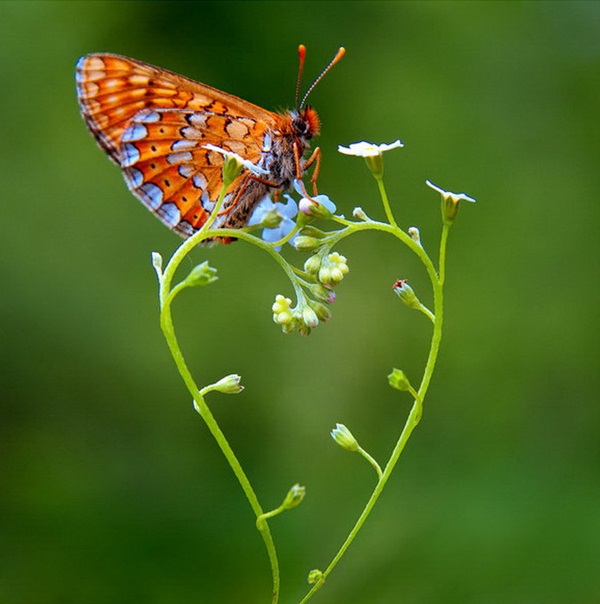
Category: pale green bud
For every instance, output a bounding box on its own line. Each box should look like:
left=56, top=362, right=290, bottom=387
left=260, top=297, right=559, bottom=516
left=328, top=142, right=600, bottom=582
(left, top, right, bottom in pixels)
left=294, top=236, right=322, bottom=252
left=281, top=483, right=306, bottom=510
left=222, top=156, right=243, bottom=186
left=388, top=368, right=411, bottom=392
left=301, top=306, right=319, bottom=329
left=212, top=374, right=244, bottom=394
left=392, top=279, right=422, bottom=310
left=307, top=569, right=324, bottom=585
left=330, top=423, right=359, bottom=452
left=151, top=251, right=163, bottom=273
left=304, top=255, right=322, bottom=274
left=309, top=300, right=332, bottom=322
left=183, top=261, right=218, bottom=287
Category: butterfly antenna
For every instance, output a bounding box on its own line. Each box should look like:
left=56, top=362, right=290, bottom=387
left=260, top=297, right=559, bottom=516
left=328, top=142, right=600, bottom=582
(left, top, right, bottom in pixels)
left=299, top=46, right=345, bottom=109
left=295, top=44, right=307, bottom=109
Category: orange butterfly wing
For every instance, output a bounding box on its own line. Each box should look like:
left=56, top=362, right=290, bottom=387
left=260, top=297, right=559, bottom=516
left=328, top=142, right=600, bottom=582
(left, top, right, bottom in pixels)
left=76, top=53, right=284, bottom=237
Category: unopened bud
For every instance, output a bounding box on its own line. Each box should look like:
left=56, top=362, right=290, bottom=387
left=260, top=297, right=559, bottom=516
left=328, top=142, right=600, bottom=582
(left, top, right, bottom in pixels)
left=222, top=156, right=243, bottom=185
left=388, top=368, right=411, bottom=392
left=183, top=261, right=218, bottom=288
left=330, top=423, right=359, bottom=452
left=392, top=279, right=421, bottom=310
left=294, top=236, right=322, bottom=252
left=281, top=483, right=306, bottom=510
left=212, top=374, right=244, bottom=394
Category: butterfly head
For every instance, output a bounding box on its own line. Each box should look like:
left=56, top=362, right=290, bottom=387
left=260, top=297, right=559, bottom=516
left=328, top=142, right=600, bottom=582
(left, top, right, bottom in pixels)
left=291, top=106, right=321, bottom=140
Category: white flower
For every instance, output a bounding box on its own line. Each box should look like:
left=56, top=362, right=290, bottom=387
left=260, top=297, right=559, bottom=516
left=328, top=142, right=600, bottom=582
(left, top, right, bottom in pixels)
left=425, top=180, right=476, bottom=204
left=248, top=195, right=298, bottom=250
left=203, top=143, right=268, bottom=176
left=338, top=140, right=404, bottom=157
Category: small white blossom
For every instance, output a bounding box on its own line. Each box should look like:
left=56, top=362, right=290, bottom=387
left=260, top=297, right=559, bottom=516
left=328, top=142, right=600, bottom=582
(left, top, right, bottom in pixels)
left=338, top=140, right=404, bottom=157
left=203, top=143, right=268, bottom=176
left=425, top=180, right=476, bottom=204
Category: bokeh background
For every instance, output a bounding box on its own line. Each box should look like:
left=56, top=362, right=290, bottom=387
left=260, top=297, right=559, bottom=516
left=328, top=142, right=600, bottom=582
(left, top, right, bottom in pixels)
left=2, top=2, right=599, bottom=603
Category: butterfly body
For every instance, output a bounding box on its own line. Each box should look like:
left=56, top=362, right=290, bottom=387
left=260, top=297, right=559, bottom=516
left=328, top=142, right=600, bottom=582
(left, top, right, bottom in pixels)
left=75, top=53, right=321, bottom=239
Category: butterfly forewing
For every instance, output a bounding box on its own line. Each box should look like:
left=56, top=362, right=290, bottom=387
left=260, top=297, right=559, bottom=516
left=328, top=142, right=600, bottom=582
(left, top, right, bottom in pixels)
left=76, top=52, right=319, bottom=239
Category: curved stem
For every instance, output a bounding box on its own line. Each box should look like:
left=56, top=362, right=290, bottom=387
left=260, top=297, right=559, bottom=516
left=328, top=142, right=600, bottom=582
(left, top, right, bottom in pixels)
left=159, top=300, right=281, bottom=603
left=299, top=221, right=447, bottom=603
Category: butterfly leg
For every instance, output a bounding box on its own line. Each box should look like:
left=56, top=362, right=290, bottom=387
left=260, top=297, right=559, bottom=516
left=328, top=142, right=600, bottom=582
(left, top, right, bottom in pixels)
left=294, top=143, right=321, bottom=196
left=303, top=147, right=321, bottom=196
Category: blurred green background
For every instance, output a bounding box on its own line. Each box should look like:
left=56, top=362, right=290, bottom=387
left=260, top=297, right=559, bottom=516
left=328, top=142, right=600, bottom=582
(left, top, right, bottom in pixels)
left=2, top=1, right=599, bottom=603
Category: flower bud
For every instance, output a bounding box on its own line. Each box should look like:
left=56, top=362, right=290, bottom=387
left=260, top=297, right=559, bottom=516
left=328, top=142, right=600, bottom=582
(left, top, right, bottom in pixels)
left=392, top=279, right=421, bottom=310
left=222, top=155, right=243, bottom=185
left=304, top=255, right=322, bottom=274
left=307, top=569, right=324, bottom=585
left=352, top=206, right=369, bottom=221
left=212, top=374, right=244, bottom=394
left=281, top=483, right=306, bottom=510
left=294, top=235, right=322, bottom=252
left=272, top=294, right=295, bottom=327
left=388, top=368, right=411, bottom=392
left=318, top=252, right=349, bottom=286
left=298, top=194, right=336, bottom=219
left=301, top=306, right=319, bottom=329
left=183, top=261, right=218, bottom=288
left=151, top=251, right=163, bottom=273
left=330, top=423, right=359, bottom=452
left=408, top=226, right=421, bottom=246
left=309, top=283, right=336, bottom=304
left=309, top=300, right=332, bottom=322
left=298, top=225, right=327, bottom=239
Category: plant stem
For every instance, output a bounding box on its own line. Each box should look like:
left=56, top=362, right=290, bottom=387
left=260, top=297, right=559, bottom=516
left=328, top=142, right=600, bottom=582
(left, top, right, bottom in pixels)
left=159, top=301, right=281, bottom=603
left=299, top=221, right=446, bottom=603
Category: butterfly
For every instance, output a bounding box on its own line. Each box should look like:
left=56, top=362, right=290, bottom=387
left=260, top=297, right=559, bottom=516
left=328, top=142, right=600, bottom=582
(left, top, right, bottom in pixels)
left=75, top=46, right=344, bottom=242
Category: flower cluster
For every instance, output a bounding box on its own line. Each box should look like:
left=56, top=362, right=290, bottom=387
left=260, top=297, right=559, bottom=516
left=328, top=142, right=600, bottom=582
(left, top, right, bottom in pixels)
left=271, top=293, right=331, bottom=336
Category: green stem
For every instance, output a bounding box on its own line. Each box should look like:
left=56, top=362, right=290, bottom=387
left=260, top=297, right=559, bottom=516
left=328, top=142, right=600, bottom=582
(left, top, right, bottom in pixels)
left=159, top=300, right=280, bottom=603
left=157, top=184, right=287, bottom=603
left=299, top=221, right=448, bottom=603
left=356, top=446, right=383, bottom=480
left=375, top=174, right=398, bottom=228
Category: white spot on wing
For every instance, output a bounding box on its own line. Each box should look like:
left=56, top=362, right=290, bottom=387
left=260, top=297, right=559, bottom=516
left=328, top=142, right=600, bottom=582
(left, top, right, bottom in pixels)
left=120, top=143, right=141, bottom=167
left=189, top=113, right=207, bottom=128
left=171, top=139, right=197, bottom=151
left=167, top=152, right=193, bottom=164
left=181, top=126, right=203, bottom=139
left=122, top=123, right=148, bottom=142
left=178, top=165, right=195, bottom=178
left=124, top=167, right=144, bottom=189
left=193, top=173, right=208, bottom=190
left=138, top=182, right=163, bottom=209
left=157, top=202, right=181, bottom=228
left=138, top=110, right=162, bottom=123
